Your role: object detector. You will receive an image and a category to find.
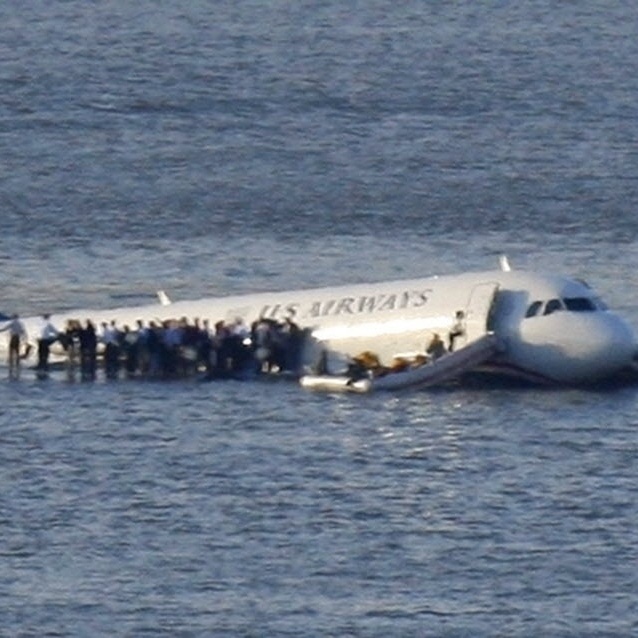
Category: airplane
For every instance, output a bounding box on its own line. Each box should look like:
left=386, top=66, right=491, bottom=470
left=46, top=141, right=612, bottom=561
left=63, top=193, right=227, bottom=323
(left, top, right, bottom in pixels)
left=0, top=257, right=636, bottom=385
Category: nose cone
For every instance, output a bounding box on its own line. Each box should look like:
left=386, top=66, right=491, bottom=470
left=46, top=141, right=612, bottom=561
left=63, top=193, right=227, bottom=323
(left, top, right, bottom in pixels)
left=561, top=313, right=636, bottom=383
left=517, top=312, right=637, bottom=384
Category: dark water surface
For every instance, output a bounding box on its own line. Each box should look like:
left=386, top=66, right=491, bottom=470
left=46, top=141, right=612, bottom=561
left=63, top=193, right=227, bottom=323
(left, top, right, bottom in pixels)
left=1, top=1, right=637, bottom=635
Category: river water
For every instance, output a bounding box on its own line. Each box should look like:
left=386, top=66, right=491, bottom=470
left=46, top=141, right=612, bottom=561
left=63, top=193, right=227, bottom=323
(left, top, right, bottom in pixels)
left=1, top=1, right=637, bottom=635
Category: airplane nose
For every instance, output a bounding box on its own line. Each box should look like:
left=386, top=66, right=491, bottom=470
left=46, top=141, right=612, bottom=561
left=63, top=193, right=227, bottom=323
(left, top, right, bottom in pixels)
left=593, top=314, right=636, bottom=375
left=538, top=312, right=638, bottom=384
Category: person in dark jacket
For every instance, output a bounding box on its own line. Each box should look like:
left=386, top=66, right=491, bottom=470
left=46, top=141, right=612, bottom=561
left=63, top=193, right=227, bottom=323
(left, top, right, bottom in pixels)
left=79, top=320, right=98, bottom=380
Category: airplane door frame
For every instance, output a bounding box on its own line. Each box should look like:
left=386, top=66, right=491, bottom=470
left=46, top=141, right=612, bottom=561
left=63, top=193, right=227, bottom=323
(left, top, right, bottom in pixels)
left=461, top=282, right=500, bottom=346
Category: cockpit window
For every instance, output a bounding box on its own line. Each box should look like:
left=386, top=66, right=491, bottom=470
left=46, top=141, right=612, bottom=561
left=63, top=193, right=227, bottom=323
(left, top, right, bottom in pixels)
left=563, top=297, right=596, bottom=312
left=525, top=301, right=543, bottom=318
left=524, top=296, right=605, bottom=320
left=544, top=299, right=564, bottom=315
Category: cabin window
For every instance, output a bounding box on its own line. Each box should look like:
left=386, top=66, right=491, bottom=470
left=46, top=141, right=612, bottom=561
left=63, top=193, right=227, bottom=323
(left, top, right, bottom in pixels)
left=544, top=298, right=564, bottom=315
left=525, top=301, right=543, bottom=318
left=563, top=297, right=597, bottom=312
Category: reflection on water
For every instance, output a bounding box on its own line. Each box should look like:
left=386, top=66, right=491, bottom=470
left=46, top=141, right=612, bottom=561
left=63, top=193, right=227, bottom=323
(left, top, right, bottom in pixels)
left=1, top=371, right=638, bottom=634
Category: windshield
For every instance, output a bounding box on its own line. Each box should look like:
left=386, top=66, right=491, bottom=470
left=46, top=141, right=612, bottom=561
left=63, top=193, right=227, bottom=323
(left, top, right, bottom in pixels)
left=525, top=296, right=603, bottom=319
left=563, top=297, right=597, bottom=312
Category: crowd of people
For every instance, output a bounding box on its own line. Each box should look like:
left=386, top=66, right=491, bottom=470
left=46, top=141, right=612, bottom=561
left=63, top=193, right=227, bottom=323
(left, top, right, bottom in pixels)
left=1, top=309, right=468, bottom=382
left=2, top=313, right=309, bottom=382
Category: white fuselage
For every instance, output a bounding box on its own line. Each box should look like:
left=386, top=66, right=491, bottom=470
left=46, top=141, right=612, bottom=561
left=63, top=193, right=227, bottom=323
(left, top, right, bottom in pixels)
left=1, top=268, right=635, bottom=384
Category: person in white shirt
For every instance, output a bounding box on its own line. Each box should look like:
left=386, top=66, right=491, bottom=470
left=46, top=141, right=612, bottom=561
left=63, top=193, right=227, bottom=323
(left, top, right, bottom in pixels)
left=37, top=314, right=60, bottom=372
left=448, top=310, right=466, bottom=352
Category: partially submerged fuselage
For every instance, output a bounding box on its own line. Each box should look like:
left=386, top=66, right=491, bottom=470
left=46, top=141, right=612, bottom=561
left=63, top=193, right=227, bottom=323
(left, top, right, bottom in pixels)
left=0, top=268, right=635, bottom=385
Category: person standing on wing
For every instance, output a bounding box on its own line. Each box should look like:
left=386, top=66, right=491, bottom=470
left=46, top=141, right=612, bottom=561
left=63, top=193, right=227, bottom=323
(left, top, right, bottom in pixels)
left=0, top=314, right=28, bottom=378
left=37, top=313, right=60, bottom=374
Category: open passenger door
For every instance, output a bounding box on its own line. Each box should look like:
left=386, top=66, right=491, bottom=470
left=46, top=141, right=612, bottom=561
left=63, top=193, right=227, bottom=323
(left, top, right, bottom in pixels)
left=460, top=282, right=500, bottom=346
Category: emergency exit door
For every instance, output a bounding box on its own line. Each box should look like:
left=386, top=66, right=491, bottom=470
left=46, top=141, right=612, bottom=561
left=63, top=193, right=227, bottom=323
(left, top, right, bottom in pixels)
left=462, top=282, right=499, bottom=346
